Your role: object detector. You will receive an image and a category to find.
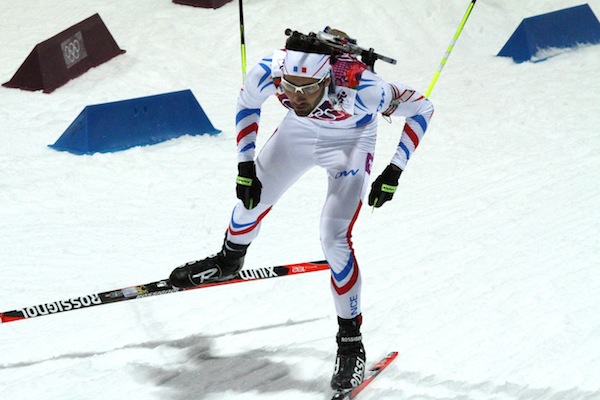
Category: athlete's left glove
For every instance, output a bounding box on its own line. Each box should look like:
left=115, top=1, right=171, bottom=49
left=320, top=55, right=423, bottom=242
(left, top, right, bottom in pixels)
left=236, top=161, right=262, bottom=210
left=368, top=163, right=402, bottom=208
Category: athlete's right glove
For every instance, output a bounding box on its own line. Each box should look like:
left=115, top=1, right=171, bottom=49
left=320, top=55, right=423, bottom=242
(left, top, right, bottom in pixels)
left=236, top=161, right=262, bottom=210
left=368, top=164, right=402, bottom=208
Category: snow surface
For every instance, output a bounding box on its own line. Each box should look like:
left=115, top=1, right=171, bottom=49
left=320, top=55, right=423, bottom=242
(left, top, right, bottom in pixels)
left=1, top=0, right=600, bottom=399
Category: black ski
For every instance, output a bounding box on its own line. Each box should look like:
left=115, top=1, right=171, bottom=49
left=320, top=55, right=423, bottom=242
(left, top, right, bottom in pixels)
left=0, top=260, right=328, bottom=324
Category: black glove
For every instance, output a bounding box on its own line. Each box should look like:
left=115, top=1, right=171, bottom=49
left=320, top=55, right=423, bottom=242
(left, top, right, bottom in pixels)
left=236, top=161, right=262, bottom=209
left=368, top=164, right=402, bottom=208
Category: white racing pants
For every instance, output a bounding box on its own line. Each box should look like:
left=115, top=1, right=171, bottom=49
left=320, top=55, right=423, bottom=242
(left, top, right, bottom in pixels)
left=226, top=112, right=377, bottom=319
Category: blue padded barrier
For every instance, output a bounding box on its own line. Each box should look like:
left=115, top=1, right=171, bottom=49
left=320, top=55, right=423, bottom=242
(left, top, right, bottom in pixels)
left=498, top=4, right=600, bottom=63
left=50, top=90, right=221, bottom=155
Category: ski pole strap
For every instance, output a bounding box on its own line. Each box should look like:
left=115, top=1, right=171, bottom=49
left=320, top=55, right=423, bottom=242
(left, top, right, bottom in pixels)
left=236, top=176, right=253, bottom=186
left=381, top=184, right=397, bottom=194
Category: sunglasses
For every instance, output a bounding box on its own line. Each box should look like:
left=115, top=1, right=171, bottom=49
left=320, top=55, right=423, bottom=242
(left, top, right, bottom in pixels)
left=280, top=75, right=327, bottom=95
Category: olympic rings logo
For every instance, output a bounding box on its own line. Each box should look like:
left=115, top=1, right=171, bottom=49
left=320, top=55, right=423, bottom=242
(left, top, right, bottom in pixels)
left=63, top=40, right=81, bottom=62
left=61, top=32, right=87, bottom=68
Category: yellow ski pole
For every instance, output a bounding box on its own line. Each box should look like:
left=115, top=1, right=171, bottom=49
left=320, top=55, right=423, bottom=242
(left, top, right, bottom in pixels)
left=372, top=1, right=477, bottom=213
left=239, top=0, right=247, bottom=83
left=425, top=0, right=478, bottom=98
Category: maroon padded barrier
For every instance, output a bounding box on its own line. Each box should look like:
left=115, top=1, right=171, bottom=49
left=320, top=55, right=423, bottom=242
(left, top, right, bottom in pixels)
left=2, top=13, right=125, bottom=93
left=172, top=0, right=232, bottom=9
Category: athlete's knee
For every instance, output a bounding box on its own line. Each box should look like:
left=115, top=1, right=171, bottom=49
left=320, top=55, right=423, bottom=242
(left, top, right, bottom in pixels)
left=319, top=218, right=348, bottom=250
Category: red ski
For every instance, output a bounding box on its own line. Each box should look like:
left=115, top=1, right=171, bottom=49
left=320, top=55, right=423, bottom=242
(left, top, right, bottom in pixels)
left=331, top=351, right=399, bottom=399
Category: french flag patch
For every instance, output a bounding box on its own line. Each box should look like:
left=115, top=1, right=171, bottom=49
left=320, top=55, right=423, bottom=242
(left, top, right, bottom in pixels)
left=293, top=66, right=307, bottom=73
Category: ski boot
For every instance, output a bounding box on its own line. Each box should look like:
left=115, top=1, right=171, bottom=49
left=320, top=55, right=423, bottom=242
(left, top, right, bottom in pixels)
left=330, top=315, right=366, bottom=391
left=169, top=240, right=248, bottom=288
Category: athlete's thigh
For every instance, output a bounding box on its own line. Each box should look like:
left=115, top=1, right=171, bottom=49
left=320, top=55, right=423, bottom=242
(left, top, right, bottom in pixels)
left=255, top=114, right=317, bottom=205
left=321, top=142, right=373, bottom=223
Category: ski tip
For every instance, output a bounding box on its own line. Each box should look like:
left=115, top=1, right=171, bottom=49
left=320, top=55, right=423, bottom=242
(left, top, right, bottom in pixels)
left=0, top=312, right=26, bottom=324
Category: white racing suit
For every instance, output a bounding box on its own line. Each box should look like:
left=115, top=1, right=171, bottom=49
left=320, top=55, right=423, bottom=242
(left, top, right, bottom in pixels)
left=228, top=51, right=434, bottom=319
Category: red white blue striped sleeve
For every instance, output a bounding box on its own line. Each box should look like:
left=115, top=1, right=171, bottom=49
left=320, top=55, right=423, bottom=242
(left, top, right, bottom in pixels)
left=383, top=82, right=434, bottom=170
left=236, top=53, right=277, bottom=163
